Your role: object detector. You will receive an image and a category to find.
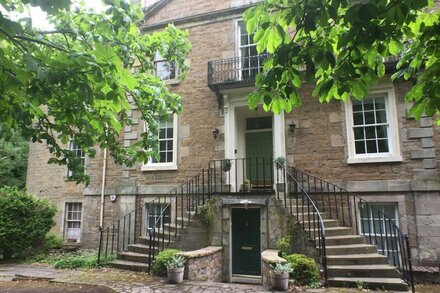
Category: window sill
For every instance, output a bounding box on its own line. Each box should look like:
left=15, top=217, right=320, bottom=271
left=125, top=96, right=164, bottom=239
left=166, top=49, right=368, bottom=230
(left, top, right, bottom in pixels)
left=347, top=155, right=403, bottom=164
left=141, top=164, right=178, bottom=171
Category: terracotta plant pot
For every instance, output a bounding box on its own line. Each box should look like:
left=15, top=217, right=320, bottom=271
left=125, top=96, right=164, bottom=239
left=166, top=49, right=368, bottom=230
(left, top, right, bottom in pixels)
left=167, top=267, right=184, bottom=284
left=271, top=271, right=289, bottom=291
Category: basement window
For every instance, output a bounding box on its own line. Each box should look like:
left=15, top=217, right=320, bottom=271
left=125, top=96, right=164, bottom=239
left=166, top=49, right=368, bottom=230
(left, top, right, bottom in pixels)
left=146, top=203, right=171, bottom=230
left=359, top=203, right=399, bottom=263
left=65, top=202, right=82, bottom=243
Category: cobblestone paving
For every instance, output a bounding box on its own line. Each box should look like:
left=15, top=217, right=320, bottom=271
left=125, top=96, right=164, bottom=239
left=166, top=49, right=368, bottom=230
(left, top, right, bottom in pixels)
left=2, top=263, right=429, bottom=293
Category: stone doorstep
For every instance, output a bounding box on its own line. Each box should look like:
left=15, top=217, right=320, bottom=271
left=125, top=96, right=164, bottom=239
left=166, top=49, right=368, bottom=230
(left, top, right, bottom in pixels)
left=261, top=249, right=286, bottom=265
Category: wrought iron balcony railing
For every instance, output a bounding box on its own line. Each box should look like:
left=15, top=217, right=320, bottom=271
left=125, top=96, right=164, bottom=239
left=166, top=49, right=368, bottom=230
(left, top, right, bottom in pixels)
left=207, top=53, right=268, bottom=89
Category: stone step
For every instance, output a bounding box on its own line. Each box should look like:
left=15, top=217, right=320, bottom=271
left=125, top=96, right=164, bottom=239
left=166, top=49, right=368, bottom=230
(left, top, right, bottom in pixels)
left=327, top=253, right=388, bottom=265
left=326, top=244, right=378, bottom=255
left=306, top=226, right=352, bottom=237
left=327, top=277, right=409, bottom=291
left=128, top=243, right=154, bottom=254
left=294, top=212, right=329, bottom=220
left=138, top=235, right=174, bottom=246
left=321, top=235, right=365, bottom=246
left=118, top=251, right=150, bottom=263
left=327, top=264, right=401, bottom=278
left=111, top=259, right=149, bottom=272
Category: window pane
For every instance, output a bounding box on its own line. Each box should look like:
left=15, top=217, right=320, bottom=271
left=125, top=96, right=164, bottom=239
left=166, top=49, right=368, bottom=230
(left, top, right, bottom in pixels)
left=354, top=127, right=364, bottom=139
left=159, top=141, right=166, bottom=151
left=363, top=99, right=374, bottom=111
left=377, top=139, right=389, bottom=153
left=376, top=125, right=388, bottom=138
left=353, top=112, right=364, bottom=125
left=167, top=140, right=173, bottom=150
left=241, top=34, right=248, bottom=46
left=366, top=140, right=377, bottom=153
left=365, top=126, right=376, bottom=139
left=352, top=101, right=363, bottom=112
left=355, top=141, right=366, bottom=154
left=375, top=98, right=386, bottom=110
left=159, top=129, right=166, bottom=139
left=376, top=110, right=387, bottom=123
left=364, top=111, right=375, bottom=124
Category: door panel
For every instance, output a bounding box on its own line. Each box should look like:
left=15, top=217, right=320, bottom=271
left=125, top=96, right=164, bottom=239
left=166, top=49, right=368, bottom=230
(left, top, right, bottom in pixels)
left=232, top=208, right=261, bottom=275
left=245, top=131, right=273, bottom=186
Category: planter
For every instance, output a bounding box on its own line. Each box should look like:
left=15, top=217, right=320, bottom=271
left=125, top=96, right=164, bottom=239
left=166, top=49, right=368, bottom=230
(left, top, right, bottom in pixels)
left=239, top=183, right=252, bottom=193
left=167, top=267, right=184, bottom=284
left=271, top=271, right=289, bottom=291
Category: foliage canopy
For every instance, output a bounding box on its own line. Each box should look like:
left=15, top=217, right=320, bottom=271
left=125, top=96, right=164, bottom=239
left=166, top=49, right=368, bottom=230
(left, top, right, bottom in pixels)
left=244, top=0, right=440, bottom=124
left=0, top=127, right=29, bottom=188
left=0, top=0, right=191, bottom=183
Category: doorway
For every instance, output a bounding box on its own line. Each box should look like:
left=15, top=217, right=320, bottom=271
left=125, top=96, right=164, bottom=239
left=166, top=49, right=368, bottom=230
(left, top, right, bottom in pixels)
left=245, top=117, right=273, bottom=187
left=231, top=208, right=261, bottom=276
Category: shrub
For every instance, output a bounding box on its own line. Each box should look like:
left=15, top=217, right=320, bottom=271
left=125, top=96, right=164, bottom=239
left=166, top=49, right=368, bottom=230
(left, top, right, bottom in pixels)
left=285, top=254, right=319, bottom=285
left=276, top=236, right=291, bottom=256
left=199, top=199, right=217, bottom=228
left=32, top=232, right=63, bottom=255
left=0, top=187, right=56, bottom=259
left=151, top=249, right=181, bottom=276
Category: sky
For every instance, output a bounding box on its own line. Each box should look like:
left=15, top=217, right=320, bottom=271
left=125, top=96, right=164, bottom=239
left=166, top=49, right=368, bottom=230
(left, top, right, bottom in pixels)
left=30, top=1, right=106, bottom=30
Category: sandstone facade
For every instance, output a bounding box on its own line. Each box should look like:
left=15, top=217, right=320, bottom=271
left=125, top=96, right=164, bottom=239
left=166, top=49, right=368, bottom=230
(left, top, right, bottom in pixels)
left=26, top=0, right=440, bottom=268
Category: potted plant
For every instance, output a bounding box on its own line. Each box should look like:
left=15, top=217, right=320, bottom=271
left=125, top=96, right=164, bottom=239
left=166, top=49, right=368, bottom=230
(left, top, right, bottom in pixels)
left=222, top=159, right=231, bottom=172
left=271, top=262, right=293, bottom=291
left=239, top=178, right=252, bottom=192
left=274, top=157, right=286, bottom=169
left=166, top=254, right=186, bottom=284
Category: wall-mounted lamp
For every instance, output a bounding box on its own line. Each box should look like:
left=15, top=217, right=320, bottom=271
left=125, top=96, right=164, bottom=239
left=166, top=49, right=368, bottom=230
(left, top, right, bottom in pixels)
left=212, top=128, right=220, bottom=139
left=288, top=121, right=296, bottom=134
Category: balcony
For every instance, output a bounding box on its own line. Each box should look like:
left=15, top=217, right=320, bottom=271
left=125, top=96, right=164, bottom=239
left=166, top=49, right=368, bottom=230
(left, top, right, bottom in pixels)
left=207, top=53, right=268, bottom=91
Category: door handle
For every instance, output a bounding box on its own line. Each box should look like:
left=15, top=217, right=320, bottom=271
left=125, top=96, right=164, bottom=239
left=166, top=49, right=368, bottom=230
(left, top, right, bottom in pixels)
left=241, top=246, right=252, bottom=251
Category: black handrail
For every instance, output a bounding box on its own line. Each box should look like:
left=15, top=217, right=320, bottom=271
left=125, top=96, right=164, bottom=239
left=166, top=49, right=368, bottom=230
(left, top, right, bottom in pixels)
left=97, top=157, right=275, bottom=270
left=275, top=164, right=328, bottom=285
left=291, top=167, right=415, bottom=293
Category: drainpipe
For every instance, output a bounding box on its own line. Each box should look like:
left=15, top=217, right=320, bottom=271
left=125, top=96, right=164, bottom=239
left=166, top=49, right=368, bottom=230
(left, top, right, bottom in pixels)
left=99, top=145, right=108, bottom=229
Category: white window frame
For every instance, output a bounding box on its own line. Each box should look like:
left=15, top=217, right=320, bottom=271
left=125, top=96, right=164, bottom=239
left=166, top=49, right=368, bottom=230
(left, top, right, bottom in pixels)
left=345, top=83, right=402, bottom=164
left=154, top=52, right=180, bottom=85
left=67, top=140, right=86, bottom=178
left=141, top=113, right=178, bottom=171
left=235, top=19, right=265, bottom=81
left=64, top=202, right=82, bottom=243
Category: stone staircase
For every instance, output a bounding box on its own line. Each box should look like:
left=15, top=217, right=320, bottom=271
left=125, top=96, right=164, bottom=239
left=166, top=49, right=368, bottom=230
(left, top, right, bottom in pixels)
left=111, top=215, right=191, bottom=272
left=296, top=204, right=409, bottom=291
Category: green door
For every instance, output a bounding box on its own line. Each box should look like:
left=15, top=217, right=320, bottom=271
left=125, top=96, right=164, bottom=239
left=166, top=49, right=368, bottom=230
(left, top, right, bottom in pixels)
left=232, top=208, right=261, bottom=275
left=246, top=130, right=273, bottom=186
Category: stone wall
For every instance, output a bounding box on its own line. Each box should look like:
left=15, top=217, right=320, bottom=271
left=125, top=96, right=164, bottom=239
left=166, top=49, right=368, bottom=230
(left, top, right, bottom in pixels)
left=179, top=246, right=223, bottom=282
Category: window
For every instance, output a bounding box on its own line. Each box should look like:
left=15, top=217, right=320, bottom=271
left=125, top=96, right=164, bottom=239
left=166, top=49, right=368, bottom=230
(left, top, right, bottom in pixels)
left=142, top=114, right=178, bottom=171
left=67, top=140, right=85, bottom=178
left=345, top=84, right=402, bottom=163
left=65, top=202, right=82, bottom=242
left=237, top=21, right=266, bottom=80
left=154, top=52, right=178, bottom=82
left=146, top=203, right=171, bottom=230
left=359, top=203, right=399, bottom=263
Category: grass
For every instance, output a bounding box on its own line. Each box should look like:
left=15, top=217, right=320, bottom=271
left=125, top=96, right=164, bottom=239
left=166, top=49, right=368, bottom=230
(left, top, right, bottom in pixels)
left=29, top=249, right=115, bottom=270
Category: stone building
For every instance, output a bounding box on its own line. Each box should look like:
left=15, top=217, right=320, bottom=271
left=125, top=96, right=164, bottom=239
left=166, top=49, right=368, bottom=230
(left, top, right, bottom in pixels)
left=27, top=0, right=439, bottom=288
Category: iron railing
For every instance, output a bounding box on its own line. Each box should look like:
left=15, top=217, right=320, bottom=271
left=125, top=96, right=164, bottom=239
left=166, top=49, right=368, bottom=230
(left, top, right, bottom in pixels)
left=97, top=157, right=275, bottom=270
left=207, top=53, right=268, bottom=86
left=291, top=167, right=414, bottom=293
left=274, top=164, right=328, bottom=284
